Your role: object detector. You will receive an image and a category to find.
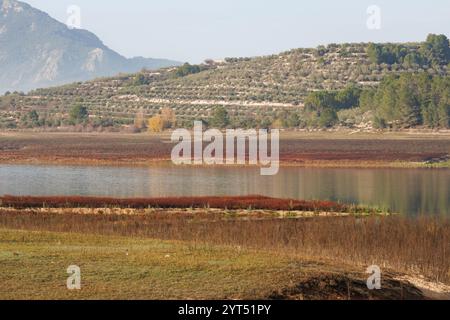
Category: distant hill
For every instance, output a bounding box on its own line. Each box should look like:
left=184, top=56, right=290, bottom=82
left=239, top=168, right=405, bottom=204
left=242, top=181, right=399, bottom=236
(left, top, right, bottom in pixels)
left=0, top=0, right=182, bottom=93
left=0, top=34, right=448, bottom=131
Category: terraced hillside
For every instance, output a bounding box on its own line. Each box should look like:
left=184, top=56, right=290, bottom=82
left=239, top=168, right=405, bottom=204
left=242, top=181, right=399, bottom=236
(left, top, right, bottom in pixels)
left=0, top=37, right=448, bottom=130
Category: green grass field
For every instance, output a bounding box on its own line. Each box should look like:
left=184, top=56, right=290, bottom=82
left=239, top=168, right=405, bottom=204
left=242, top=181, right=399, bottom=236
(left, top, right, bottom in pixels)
left=0, top=228, right=307, bottom=299
left=0, top=228, right=441, bottom=300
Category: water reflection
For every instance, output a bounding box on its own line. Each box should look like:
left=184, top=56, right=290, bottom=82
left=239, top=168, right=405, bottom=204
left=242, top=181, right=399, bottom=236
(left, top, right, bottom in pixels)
left=0, top=165, right=448, bottom=215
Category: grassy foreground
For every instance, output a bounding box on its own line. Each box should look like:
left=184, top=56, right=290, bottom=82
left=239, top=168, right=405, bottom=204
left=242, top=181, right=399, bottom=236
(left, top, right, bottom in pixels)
left=0, top=228, right=439, bottom=300
left=0, top=196, right=448, bottom=300
left=0, top=228, right=301, bottom=300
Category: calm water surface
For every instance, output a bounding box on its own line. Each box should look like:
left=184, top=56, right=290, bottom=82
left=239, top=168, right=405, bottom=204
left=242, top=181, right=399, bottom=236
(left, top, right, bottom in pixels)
left=0, top=164, right=448, bottom=215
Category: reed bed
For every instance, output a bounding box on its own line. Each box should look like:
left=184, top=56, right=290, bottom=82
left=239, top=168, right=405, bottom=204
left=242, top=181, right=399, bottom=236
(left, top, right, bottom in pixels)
left=0, top=209, right=447, bottom=283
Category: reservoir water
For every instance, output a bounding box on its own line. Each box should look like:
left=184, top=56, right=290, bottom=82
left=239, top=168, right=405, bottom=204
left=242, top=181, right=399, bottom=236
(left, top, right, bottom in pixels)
left=0, top=164, right=448, bottom=215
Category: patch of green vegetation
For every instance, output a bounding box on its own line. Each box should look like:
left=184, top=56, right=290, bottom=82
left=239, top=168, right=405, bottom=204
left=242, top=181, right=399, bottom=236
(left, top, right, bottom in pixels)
left=422, top=159, right=450, bottom=168
left=367, top=34, right=450, bottom=67
left=0, top=228, right=305, bottom=300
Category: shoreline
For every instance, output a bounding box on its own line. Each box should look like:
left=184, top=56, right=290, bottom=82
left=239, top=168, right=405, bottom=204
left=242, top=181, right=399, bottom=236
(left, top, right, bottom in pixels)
left=0, top=206, right=390, bottom=219
left=0, top=158, right=449, bottom=169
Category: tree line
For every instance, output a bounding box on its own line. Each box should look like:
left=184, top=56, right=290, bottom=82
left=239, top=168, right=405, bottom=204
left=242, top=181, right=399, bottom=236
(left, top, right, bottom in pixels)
left=367, top=34, right=450, bottom=67
left=361, top=73, right=449, bottom=129
left=302, top=73, right=449, bottom=129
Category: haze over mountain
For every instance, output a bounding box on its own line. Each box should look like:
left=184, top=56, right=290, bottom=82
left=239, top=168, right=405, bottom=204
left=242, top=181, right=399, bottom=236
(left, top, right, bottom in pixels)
left=0, top=0, right=182, bottom=93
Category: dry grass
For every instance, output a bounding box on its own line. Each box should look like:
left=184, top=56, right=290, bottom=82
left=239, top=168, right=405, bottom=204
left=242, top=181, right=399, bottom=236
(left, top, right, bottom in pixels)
left=0, top=228, right=436, bottom=300
left=0, top=208, right=448, bottom=284
left=0, top=229, right=302, bottom=300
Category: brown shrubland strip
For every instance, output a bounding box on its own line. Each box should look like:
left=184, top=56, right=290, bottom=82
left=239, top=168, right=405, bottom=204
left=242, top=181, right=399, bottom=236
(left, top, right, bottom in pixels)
left=0, top=195, right=358, bottom=212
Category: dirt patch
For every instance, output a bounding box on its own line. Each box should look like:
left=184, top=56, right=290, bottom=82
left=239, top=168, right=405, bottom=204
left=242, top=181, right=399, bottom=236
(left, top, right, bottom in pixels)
left=268, top=273, right=427, bottom=300
left=394, top=275, right=450, bottom=300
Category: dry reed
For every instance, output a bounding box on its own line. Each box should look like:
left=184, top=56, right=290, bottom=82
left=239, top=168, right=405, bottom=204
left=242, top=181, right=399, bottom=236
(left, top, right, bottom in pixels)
left=0, top=209, right=447, bottom=283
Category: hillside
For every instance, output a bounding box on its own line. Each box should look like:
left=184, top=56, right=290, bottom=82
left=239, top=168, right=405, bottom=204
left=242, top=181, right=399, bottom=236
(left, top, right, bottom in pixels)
left=0, top=0, right=181, bottom=93
left=0, top=35, right=448, bottom=131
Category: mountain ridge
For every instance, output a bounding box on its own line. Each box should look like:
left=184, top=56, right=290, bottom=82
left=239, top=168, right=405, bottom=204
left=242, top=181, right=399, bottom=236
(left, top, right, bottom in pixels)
left=0, top=0, right=182, bottom=93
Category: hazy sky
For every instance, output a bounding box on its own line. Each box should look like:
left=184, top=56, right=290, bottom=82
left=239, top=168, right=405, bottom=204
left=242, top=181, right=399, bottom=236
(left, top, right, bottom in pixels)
left=25, top=0, right=450, bottom=63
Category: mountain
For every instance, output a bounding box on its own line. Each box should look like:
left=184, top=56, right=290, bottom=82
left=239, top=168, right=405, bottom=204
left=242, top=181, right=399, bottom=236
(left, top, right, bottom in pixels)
left=0, top=0, right=182, bottom=93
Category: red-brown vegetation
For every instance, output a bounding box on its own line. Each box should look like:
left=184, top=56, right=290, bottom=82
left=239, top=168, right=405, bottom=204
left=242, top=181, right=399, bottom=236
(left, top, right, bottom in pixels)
left=0, top=195, right=352, bottom=212
left=0, top=133, right=448, bottom=165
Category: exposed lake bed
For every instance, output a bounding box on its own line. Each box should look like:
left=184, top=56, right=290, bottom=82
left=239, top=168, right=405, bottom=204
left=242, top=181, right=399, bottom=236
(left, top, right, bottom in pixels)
left=1, top=131, right=449, bottom=167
